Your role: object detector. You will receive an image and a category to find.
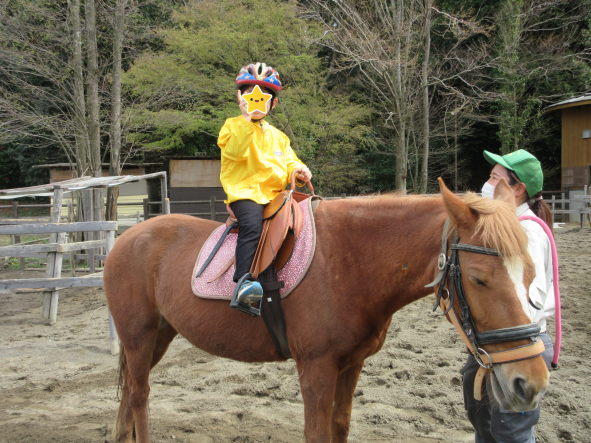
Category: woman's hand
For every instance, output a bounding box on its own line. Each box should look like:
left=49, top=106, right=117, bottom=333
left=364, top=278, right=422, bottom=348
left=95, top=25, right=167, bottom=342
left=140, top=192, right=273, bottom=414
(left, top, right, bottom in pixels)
left=293, top=166, right=312, bottom=183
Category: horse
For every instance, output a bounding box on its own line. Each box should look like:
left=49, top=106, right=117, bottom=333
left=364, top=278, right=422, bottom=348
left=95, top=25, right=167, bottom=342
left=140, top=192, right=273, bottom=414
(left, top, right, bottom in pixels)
left=104, top=179, right=549, bottom=443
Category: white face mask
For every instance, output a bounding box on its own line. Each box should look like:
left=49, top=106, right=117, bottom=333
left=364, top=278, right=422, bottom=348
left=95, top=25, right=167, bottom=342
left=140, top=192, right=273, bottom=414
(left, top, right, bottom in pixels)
left=481, top=182, right=495, bottom=200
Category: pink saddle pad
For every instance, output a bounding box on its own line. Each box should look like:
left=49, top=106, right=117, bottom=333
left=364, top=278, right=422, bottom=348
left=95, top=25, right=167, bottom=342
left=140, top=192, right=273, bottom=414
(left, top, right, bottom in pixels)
left=192, top=197, right=317, bottom=299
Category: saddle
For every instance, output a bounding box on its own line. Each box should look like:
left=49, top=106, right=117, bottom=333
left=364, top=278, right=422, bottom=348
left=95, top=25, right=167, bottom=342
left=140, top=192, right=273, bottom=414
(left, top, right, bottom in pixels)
left=196, top=171, right=314, bottom=282
left=223, top=172, right=313, bottom=279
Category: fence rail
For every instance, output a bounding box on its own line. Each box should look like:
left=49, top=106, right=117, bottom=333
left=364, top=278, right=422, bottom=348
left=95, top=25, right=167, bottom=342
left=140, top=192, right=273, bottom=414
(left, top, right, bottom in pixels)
left=0, top=216, right=119, bottom=354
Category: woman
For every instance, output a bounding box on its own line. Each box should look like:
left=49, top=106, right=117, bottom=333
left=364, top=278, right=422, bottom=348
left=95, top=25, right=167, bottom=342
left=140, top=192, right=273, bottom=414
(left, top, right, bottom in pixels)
left=463, top=149, right=556, bottom=443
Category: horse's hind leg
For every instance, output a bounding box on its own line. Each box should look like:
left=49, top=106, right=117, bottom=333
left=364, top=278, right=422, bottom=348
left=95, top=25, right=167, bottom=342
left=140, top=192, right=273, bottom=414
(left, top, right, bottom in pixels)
left=331, top=361, right=364, bottom=443
left=114, top=319, right=177, bottom=442
left=114, top=354, right=135, bottom=443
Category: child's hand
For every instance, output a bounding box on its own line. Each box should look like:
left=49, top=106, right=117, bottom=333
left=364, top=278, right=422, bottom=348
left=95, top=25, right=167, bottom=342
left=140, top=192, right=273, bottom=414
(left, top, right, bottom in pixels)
left=293, top=167, right=312, bottom=183
left=238, top=90, right=252, bottom=122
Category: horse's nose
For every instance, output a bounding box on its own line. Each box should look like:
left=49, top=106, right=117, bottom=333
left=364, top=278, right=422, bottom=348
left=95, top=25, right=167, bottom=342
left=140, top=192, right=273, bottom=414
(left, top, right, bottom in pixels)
left=511, top=374, right=546, bottom=407
left=512, top=376, right=528, bottom=403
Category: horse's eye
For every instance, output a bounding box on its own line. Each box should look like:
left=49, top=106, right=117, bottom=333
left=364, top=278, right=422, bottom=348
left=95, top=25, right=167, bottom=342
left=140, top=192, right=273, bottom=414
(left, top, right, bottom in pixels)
left=471, top=276, right=487, bottom=287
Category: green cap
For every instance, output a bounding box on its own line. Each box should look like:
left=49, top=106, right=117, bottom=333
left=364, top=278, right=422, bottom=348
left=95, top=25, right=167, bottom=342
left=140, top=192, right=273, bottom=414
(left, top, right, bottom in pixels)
left=483, top=150, right=544, bottom=197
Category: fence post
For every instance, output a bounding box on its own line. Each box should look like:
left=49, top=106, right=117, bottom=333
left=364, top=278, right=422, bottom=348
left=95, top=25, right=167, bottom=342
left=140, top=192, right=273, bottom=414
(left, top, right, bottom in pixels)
left=42, top=186, right=63, bottom=323
left=160, top=173, right=168, bottom=215
left=164, top=197, right=170, bottom=215
left=12, top=201, right=18, bottom=219
left=210, top=196, right=217, bottom=221
left=136, top=211, right=141, bottom=224
left=68, top=200, right=76, bottom=277
left=88, top=192, right=95, bottom=274
left=143, top=198, right=149, bottom=221
left=105, top=229, right=120, bottom=355
left=561, top=192, right=566, bottom=223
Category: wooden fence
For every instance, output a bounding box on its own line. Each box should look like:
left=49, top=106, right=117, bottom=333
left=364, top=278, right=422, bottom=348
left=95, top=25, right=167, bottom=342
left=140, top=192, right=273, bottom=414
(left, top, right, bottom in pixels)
left=0, top=219, right=119, bottom=354
left=138, top=191, right=591, bottom=227
left=542, top=185, right=591, bottom=227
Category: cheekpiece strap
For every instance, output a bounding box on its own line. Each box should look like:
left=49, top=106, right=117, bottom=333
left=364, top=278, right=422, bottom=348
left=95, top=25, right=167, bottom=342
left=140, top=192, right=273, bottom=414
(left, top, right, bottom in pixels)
left=425, top=218, right=451, bottom=288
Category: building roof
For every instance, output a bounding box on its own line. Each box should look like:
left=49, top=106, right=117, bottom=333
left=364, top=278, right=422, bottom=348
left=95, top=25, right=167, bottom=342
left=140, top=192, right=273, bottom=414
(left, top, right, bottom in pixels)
left=545, top=94, right=591, bottom=112
left=0, top=172, right=166, bottom=199
left=32, top=162, right=162, bottom=169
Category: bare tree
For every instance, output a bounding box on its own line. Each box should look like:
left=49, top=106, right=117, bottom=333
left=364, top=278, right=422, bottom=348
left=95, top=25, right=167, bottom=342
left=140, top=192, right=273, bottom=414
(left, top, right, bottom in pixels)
left=0, top=3, right=82, bottom=164
left=420, top=0, right=432, bottom=194
left=85, top=0, right=101, bottom=178
left=68, top=0, right=90, bottom=177
left=306, top=0, right=489, bottom=192
left=306, top=0, right=429, bottom=192
left=106, top=0, right=129, bottom=222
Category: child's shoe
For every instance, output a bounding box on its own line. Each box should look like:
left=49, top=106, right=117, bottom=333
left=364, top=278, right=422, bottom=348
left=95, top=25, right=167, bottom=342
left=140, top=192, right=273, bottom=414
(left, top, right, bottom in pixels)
left=236, top=280, right=263, bottom=304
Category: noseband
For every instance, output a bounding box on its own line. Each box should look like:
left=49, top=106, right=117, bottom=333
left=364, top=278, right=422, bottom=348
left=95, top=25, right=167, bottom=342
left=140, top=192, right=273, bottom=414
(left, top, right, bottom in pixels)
left=426, top=220, right=546, bottom=400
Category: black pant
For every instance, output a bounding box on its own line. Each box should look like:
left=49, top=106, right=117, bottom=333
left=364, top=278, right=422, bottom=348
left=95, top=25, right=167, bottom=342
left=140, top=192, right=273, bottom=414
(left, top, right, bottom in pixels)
left=461, top=332, right=554, bottom=443
left=230, top=200, right=265, bottom=282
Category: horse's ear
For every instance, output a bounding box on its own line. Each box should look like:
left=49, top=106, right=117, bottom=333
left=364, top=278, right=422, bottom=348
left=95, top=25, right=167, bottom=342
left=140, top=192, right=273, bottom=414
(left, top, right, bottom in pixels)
left=493, top=177, right=516, bottom=205
left=438, top=177, right=478, bottom=228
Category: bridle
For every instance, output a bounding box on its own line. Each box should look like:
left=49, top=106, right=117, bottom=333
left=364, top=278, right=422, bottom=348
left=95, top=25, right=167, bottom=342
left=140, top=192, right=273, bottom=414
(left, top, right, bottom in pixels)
left=426, top=219, right=546, bottom=400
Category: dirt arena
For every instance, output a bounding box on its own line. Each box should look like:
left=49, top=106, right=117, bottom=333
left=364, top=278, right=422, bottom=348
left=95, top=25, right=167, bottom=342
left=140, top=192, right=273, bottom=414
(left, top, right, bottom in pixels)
left=0, top=225, right=589, bottom=442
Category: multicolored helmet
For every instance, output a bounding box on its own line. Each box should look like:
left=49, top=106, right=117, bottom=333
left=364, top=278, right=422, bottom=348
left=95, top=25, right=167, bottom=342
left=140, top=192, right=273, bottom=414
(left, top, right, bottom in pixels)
left=235, top=63, right=282, bottom=93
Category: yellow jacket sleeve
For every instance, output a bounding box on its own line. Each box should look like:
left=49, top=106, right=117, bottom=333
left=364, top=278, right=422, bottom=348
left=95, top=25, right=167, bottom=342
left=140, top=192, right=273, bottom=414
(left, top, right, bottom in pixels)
left=285, top=138, right=305, bottom=179
left=217, top=117, right=255, bottom=161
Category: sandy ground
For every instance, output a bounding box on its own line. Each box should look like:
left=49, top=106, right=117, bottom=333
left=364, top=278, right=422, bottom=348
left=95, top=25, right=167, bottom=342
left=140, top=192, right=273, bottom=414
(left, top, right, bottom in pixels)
left=0, top=225, right=589, bottom=443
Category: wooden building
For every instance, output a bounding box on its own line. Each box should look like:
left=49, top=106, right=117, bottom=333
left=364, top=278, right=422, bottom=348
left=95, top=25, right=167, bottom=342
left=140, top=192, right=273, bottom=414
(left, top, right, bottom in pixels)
left=168, top=156, right=227, bottom=223
left=546, top=95, right=591, bottom=188
left=546, top=95, right=591, bottom=220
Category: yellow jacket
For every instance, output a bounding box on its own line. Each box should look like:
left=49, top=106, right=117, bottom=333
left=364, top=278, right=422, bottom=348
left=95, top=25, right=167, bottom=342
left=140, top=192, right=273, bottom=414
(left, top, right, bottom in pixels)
left=218, top=116, right=306, bottom=205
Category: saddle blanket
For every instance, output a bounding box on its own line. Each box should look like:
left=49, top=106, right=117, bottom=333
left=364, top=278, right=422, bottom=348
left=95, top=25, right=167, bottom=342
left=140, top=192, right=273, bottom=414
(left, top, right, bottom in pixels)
left=192, top=197, right=317, bottom=300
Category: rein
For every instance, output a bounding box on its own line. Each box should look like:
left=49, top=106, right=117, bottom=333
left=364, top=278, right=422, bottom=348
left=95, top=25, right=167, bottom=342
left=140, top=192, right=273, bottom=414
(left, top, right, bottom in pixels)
left=426, top=219, right=546, bottom=401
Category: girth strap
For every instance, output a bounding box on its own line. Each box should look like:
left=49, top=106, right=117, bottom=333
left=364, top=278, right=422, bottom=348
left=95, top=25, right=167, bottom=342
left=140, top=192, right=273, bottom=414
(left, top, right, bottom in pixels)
left=260, top=265, right=292, bottom=359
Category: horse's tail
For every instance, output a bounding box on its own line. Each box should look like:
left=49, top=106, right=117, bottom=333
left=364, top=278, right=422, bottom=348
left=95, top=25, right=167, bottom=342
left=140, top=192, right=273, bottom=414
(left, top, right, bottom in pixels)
left=117, top=343, right=127, bottom=400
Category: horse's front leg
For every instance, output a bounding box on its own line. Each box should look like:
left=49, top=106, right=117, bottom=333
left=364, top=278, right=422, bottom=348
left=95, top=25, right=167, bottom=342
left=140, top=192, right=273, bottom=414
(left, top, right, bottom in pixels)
left=297, top=358, right=339, bottom=443
left=331, top=361, right=364, bottom=443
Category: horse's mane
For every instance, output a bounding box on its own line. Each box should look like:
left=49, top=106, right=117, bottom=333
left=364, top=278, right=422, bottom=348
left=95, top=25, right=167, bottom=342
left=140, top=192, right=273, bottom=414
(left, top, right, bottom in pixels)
left=461, top=192, right=528, bottom=259
left=328, top=192, right=528, bottom=258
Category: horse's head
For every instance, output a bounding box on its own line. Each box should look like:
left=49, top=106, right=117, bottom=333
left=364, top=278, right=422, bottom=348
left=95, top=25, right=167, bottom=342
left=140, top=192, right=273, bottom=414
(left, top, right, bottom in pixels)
left=439, top=178, right=549, bottom=412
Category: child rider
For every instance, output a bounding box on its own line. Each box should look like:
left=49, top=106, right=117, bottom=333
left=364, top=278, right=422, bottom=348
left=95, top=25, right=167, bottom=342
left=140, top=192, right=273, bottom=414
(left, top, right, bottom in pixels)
left=217, top=62, right=312, bottom=306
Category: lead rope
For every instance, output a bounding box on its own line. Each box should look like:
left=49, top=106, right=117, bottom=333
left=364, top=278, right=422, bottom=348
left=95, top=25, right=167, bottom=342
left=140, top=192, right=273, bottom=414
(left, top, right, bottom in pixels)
left=519, top=215, right=562, bottom=368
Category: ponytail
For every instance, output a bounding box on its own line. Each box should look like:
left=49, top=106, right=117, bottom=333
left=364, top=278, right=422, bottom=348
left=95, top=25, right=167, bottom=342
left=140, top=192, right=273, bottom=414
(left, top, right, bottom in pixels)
left=528, top=192, right=554, bottom=237
left=506, top=170, right=554, bottom=237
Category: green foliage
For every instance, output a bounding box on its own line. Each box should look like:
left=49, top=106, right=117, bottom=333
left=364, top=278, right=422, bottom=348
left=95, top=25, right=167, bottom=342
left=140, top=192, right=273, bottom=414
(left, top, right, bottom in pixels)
left=493, top=0, right=591, bottom=154
left=123, top=0, right=374, bottom=195
left=0, top=143, right=56, bottom=190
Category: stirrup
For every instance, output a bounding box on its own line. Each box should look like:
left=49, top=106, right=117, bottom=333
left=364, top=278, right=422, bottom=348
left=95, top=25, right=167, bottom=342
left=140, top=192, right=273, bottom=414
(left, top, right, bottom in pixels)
left=230, top=273, right=262, bottom=317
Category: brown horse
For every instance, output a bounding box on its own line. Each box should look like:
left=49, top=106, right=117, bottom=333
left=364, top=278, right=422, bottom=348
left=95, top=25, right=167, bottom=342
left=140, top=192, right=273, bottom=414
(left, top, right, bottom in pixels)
left=104, top=180, right=549, bottom=442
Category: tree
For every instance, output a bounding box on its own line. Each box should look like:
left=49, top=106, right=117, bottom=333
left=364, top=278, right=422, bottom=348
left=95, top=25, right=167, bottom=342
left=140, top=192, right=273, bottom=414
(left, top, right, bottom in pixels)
left=122, top=0, right=374, bottom=195
left=492, top=0, right=591, bottom=154
left=106, top=0, right=129, bottom=221
left=0, top=0, right=176, bottom=216
left=306, top=0, right=489, bottom=193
